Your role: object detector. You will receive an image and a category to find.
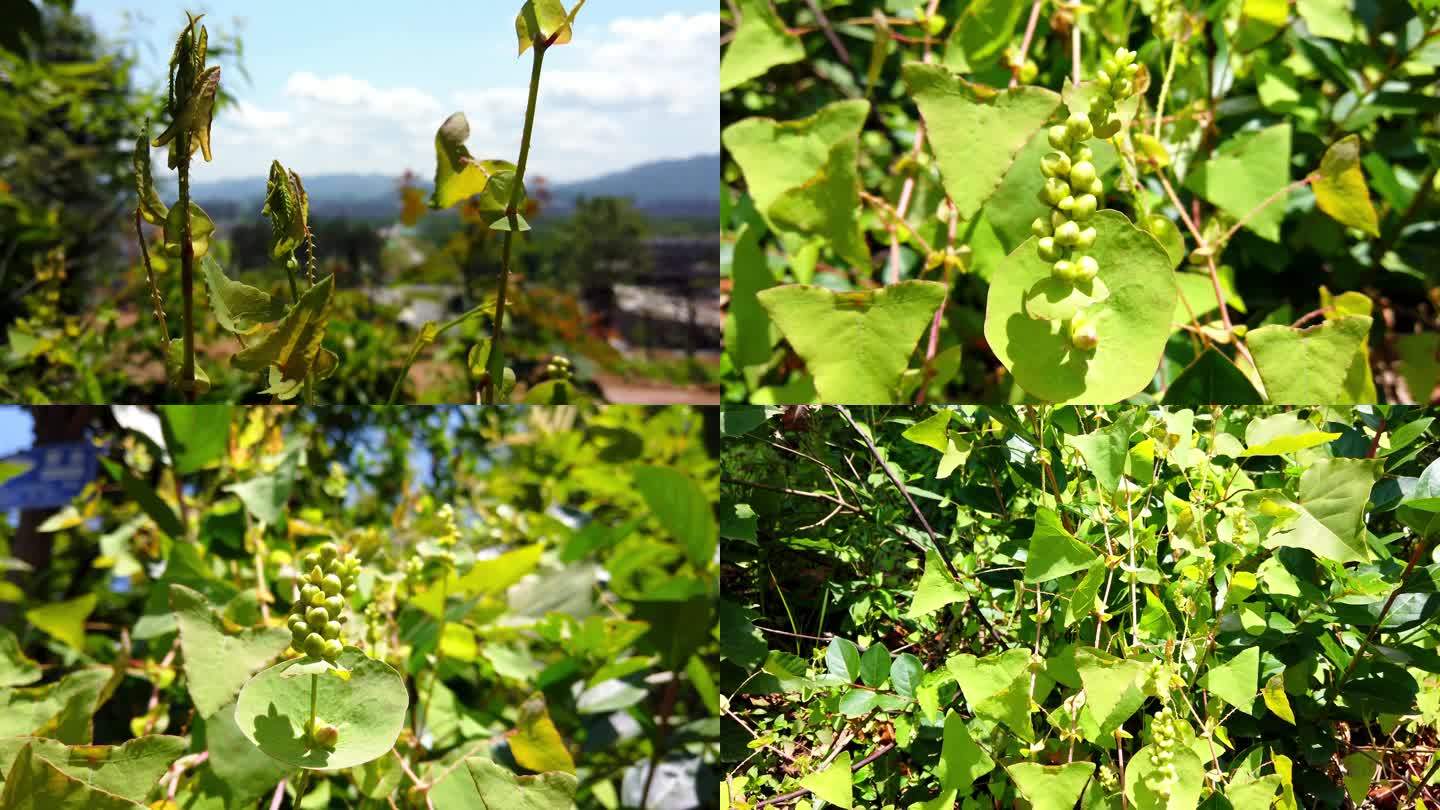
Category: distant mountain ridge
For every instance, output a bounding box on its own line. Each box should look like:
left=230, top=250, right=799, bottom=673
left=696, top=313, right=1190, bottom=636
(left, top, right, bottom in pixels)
left=189, top=154, right=719, bottom=220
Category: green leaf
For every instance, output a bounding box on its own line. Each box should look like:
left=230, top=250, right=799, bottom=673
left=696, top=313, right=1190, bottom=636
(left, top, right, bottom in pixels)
left=1246, top=315, right=1373, bottom=404
left=453, top=544, right=544, bottom=596
left=100, top=458, right=183, bottom=540
left=1314, top=135, right=1380, bottom=237
left=169, top=584, right=290, bottom=719
left=430, top=757, right=577, bottom=810
left=163, top=200, right=216, bottom=259
left=891, top=653, right=924, bottom=698
left=509, top=693, right=575, bottom=774
left=826, top=638, right=861, bottom=682
left=159, top=404, right=232, bottom=475
left=903, top=410, right=952, bottom=452
left=1262, top=458, right=1379, bottom=564
left=222, top=442, right=303, bottom=526
left=982, top=130, right=1119, bottom=252
left=1183, top=124, right=1292, bottom=241
left=949, top=0, right=1028, bottom=66
left=0, top=745, right=138, bottom=810
left=1262, top=672, right=1295, bottom=724
left=1074, top=647, right=1146, bottom=738
left=0, top=628, right=41, bottom=688
left=1064, top=416, right=1131, bottom=493
left=948, top=648, right=1034, bottom=741
left=859, top=644, right=891, bottom=688
left=1204, top=646, right=1260, bottom=715
left=908, top=552, right=968, bottom=619
left=0, top=668, right=110, bottom=743
left=798, top=751, right=853, bottom=809
left=1063, top=561, right=1106, bottom=628
left=234, top=647, right=408, bottom=769
left=1164, top=348, right=1264, bottom=405
left=904, top=63, right=1062, bottom=220
left=632, top=465, right=718, bottom=566
left=0, top=735, right=186, bottom=803
left=1341, top=752, right=1379, bottom=803
left=233, top=274, right=337, bottom=389
left=1234, top=0, right=1289, bottom=51
left=985, top=210, right=1178, bottom=403
left=1225, top=774, right=1283, bottom=809
left=1297, top=0, right=1359, bottom=39
left=758, top=281, right=947, bottom=403
left=725, top=223, right=779, bottom=387
left=937, top=709, right=994, bottom=791
left=1007, top=761, right=1095, bottom=810
left=1241, top=412, right=1340, bottom=456
left=837, top=688, right=879, bottom=716
left=516, top=0, right=586, bottom=54
left=202, top=257, right=286, bottom=335
left=721, top=100, right=869, bottom=264
left=133, top=128, right=169, bottom=226
left=24, top=594, right=95, bottom=653
left=1024, top=508, right=1098, bottom=583
left=428, top=112, right=523, bottom=218
left=719, top=0, right=804, bottom=91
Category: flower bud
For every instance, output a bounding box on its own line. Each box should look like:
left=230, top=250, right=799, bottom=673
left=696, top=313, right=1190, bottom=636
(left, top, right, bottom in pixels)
left=1052, top=259, right=1076, bottom=281
left=1070, top=316, right=1099, bottom=350
left=1069, top=161, right=1097, bottom=189
left=1076, top=226, right=1098, bottom=250
left=1031, top=217, right=1052, bottom=238
left=1072, top=194, right=1098, bottom=221
left=1076, top=255, right=1099, bottom=280
left=1037, top=236, right=1058, bottom=260
left=1044, top=177, right=1071, bottom=205
left=304, top=633, right=325, bottom=657
left=1047, top=125, right=1070, bottom=150
left=1065, top=111, right=1094, bottom=141
left=1040, top=151, right=1071, bottom=178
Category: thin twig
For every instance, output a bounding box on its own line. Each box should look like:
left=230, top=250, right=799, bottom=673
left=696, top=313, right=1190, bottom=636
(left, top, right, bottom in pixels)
left=1011, top=0, right=1045, bottom=88
left=802, top=0, right=849, bottom=64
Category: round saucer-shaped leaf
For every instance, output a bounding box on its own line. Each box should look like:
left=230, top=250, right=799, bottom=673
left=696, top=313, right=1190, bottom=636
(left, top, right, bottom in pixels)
left=1024, top=275, right=1111, bottom=321
left=984, top=210, right=1176, bottom=403
left=234, top=647, right=407, bottom=770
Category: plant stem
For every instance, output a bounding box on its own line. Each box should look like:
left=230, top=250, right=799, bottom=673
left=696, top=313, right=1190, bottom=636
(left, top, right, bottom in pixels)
left=485, top=39, right=548, bottom=404
left=176, top=132, right=197, bottom=401
left=1154, top=34, right=1182, bottom=141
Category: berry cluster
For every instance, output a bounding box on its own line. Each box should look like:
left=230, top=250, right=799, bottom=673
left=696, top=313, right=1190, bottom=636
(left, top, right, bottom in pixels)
left=286, top=542, right=360, bottom=663
left=1029, top=48, right=1140, bottom=351
left=544, top=355, right=573, bottom=381
left=1147, top=706, right=1184, bottom=799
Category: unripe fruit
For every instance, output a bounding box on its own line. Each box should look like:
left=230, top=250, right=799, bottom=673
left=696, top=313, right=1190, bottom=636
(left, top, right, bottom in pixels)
left=1096, top=69, right=1112, bottom=86
left=1055, top=220, right=1081, bottom=246
left=307, top=606, right=328, bottom=627
left=311, top=723, right=339, bottom=748
left=1038, top=236, right=1058, bottom=260
left=309, top=566, right=324, bottom=583
left=323, top=620, right=342, bottom=639
left=1087, top=178, right=1104, bottom=196
left=304, top=633, right=325, bottom=657
left=1076, top=226, right=1098, bottom=250
left=1065, top=111, right=1093, bottom=141
left=1044, top=177, right=1071, bottom=205
left=1041, top=151, right=1071, bottom=178
left=1069, top=161, right=1097, bottom=188
left=1076, top=255, right=1099, bottom=280
left=1058, top=195, right=1076, bottom=212
left=1052, top=259, right=1075, bottom=280
left=309, top=590, right=326, bottom=606
left=322, top=574, right=343, bottom=595
left=325, top=595, right=345, bottom=615
left=323, top=639, right=343, bottom=659
left=1070, top=316, right=1099, bottom=349
left=1031, top=217, right=1052, bottom=238
left=1047, top=125, right=1069, bottom=149
left=288, top=614, right=304, bottom=631
left=1072, top=194, right=1098, bottom=221
left=301, top=584, right=319, bottom=603
left=1019, top=60, right=1038, bottom=83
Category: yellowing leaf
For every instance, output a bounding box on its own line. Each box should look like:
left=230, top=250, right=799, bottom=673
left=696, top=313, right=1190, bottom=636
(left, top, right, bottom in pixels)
left=25, top=594, right=96, bottom=652
left=1314, top=135, right=1380, bottom=237
left=233, top=274, right=336, bottom=389
left=509, top=694, right=575, bottom=774
left=516, top=0, right=586, bottom=54
left=454, top=544, right=544, bottom=596
left=1263, top=672, right=1295, bottom=724
left=799, top=751, right=854, bottom=809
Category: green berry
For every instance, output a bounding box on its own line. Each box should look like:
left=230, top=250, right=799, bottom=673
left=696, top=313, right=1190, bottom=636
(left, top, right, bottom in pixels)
left=1087, top=177, right=1105, bottom=196
left=1065, top=111, right=1093, bottom=141
left=1044, top=177, right=1071, bottom=205
left=1019, top=60, right=1038, bottom=83
left=322, top=574, right=342, bottom=596
left=1052, top=259, right=1076, bottom=281
left=300, top=584, right=319, bottom=603
left=1031, top=217, right=1052, bottom=238
left=1076, top=255, right=1099, bottom=280
left=306, top=606, right=328, bottom=627
left=325, top=595, right=345, bottom=615
left=1040, top=151, right=1071, bottom=178
left=304, top=633, right=325, bottom=657
left=323, top=639, right=343, bottom=659
left=1055, top=220, right=1081, bottom=246
left=1047, top=125, right=1069, bottom=150
left=1038, top=236, right=1058, bottom=260
left=1057, top=195, right=1076, bottom=212
left=322, top=620, right=342, bottom=639
left=1069, top=161, right=1097, bottom=188
left=311, top=723, right=339, bottom=748
left=1076, top=226, right=1098, bottom=250
left=1072, top=194, right=1098, bottom=221
left=1069, top=317, right=1099, bottom=350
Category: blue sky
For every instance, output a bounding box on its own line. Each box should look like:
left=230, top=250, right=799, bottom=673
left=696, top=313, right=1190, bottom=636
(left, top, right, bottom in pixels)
left=76, top=1, right=718, bottom=182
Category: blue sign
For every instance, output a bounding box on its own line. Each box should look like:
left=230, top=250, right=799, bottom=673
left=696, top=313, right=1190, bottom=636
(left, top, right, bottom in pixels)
left=0, top=442, right=99, bottom=511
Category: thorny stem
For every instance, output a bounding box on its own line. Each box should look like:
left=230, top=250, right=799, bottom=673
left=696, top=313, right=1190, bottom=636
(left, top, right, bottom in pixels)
left=177, top=131, right=197, bottom=401
left=134, top=209, right=170, bottom=352
left=485, top=38, right=548, bottom=404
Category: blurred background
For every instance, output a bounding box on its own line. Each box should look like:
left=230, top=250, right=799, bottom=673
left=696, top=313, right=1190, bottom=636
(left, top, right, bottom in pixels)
left=0, top=0, right=722, bottom=403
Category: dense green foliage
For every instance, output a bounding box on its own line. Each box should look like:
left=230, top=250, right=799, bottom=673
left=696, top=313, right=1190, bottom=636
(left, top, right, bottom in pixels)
left=721, top=0, right=1440, bottom=405
left=0, top=404, right=719, bottom=808
left=722, top=404, right=1440, bottom=808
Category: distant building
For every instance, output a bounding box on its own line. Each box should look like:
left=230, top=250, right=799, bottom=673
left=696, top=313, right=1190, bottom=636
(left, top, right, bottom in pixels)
left=581, top=237, right=719, bottom=353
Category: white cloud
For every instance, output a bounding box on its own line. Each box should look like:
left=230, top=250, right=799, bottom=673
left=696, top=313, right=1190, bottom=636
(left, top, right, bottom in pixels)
left=283, top=71, right=443, bottom=123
